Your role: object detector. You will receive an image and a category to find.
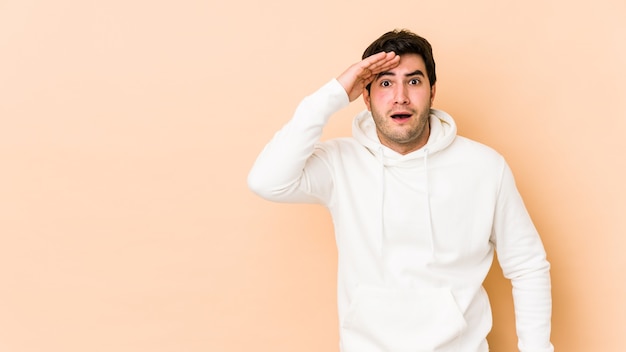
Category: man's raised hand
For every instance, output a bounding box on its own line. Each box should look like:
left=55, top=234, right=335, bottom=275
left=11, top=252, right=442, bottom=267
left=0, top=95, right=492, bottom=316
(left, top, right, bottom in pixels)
left=337, top=51, right=400, bottom=102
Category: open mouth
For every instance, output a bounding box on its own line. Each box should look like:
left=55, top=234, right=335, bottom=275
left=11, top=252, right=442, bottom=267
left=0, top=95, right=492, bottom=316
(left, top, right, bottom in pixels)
left=391, top=113, right=412, bottom=119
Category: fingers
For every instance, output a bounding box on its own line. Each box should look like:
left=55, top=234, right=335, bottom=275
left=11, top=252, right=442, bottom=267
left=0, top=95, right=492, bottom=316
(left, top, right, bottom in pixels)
left=353, top=52, right=400, bottom=88
left=336, top=51, right=401, bottom=102
left=355, top=52, right=399, bottom=89
left=361, top=51, right=400, bottom=75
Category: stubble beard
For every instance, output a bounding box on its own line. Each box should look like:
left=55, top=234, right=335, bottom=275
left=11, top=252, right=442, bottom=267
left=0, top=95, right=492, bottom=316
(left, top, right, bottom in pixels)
left=373, top=107, right=432, bottom=153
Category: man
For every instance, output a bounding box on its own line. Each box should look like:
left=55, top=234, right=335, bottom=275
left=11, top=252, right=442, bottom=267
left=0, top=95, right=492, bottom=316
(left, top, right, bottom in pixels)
left=248, top=29, right=553, bottom=352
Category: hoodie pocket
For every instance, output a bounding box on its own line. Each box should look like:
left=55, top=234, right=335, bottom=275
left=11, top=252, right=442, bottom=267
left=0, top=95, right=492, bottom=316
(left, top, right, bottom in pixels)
left=340, top=286, right=467, bottom=352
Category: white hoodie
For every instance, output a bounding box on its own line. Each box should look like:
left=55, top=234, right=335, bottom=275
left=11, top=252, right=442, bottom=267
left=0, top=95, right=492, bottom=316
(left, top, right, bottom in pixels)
left=248, top=79, right=553, bottom=352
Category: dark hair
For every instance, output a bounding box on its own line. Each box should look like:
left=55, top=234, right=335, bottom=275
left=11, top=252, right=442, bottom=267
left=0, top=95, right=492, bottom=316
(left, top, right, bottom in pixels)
left=362, top=29, right=436, bottom=89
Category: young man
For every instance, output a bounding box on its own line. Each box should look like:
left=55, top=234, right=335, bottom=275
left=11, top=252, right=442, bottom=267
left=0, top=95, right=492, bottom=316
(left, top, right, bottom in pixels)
left=248, top=29, right=553, bottom=352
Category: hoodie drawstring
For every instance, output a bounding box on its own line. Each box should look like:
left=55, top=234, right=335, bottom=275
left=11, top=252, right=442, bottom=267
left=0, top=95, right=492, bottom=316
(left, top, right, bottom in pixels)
left=376, top=147, right=436, bottom=259
left=378, top=146, right=386, bottom=257
left=423, top=148, right=436, bottom=258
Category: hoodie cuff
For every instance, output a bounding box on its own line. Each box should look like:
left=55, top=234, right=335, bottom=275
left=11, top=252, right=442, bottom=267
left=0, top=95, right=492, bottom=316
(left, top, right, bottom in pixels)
left=305, top=78, right=350, bottom=112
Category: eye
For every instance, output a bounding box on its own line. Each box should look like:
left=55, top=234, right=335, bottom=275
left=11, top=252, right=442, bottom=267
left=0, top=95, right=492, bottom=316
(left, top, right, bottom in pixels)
left=380, top=80, right=392, bottom=87
left=409, top=78, right=420, bottom=85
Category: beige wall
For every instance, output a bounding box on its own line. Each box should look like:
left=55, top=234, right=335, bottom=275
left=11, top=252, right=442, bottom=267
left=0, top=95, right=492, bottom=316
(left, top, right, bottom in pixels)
left=1, top=0, right=624, bottom=351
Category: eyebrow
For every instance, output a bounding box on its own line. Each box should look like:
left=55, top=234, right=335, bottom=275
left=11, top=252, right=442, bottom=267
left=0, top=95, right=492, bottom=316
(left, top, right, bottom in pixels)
left=378, top=70, right=426, bottom=77
left=377, top=69, right=425, bottom=78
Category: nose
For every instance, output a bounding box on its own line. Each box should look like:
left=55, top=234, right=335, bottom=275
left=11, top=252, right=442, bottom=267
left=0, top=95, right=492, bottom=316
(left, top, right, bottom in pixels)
left=394, top=85, right=409, bottom=105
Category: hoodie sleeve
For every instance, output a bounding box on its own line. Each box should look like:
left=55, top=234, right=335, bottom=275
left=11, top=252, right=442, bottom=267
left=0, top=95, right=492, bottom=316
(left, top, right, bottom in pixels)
left=247, top=79, right=349, bottom=204
left=491, top=162, right=554, bottom=352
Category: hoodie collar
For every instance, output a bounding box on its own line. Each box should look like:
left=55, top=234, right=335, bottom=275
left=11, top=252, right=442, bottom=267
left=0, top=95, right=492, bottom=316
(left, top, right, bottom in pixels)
left=352, top=108, right=457, bottom=163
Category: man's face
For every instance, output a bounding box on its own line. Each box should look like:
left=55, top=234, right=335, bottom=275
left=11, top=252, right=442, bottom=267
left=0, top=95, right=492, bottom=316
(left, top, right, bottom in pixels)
left=363, top=53, right=436, bottom=155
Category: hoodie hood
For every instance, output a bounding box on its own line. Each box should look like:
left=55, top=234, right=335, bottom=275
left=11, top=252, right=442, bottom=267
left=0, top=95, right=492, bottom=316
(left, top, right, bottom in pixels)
left=351, top=108, right=458, bottom=258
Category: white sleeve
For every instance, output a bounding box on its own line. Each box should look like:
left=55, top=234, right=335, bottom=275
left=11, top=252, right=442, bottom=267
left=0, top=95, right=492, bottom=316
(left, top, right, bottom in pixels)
left=247, top=79, right=349, bottom=204
left=491, top=162, right=554, bottom=352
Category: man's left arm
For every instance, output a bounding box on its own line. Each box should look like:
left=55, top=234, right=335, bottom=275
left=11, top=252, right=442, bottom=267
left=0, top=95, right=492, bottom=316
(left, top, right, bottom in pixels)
left=491, top=162, right=554, bottom=352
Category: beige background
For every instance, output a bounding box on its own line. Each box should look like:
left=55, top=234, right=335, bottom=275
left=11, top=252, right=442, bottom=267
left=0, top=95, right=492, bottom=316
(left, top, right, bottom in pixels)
left=1, top=0, right=625, bottom=351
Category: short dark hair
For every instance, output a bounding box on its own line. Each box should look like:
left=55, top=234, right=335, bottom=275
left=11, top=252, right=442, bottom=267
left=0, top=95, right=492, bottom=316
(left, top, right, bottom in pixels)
left=362, top=29, right=436, bottom=89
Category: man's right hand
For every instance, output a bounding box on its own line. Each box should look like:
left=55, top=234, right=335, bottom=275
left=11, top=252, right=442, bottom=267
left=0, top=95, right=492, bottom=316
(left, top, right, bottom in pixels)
left=336, top=51, right=400, bottom=102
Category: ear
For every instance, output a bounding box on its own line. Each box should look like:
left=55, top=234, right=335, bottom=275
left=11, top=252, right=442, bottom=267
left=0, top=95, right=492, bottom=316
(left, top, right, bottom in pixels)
left=430, top=83, right=437, bottom=105
left=363, top=87, right=372, bottom=111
